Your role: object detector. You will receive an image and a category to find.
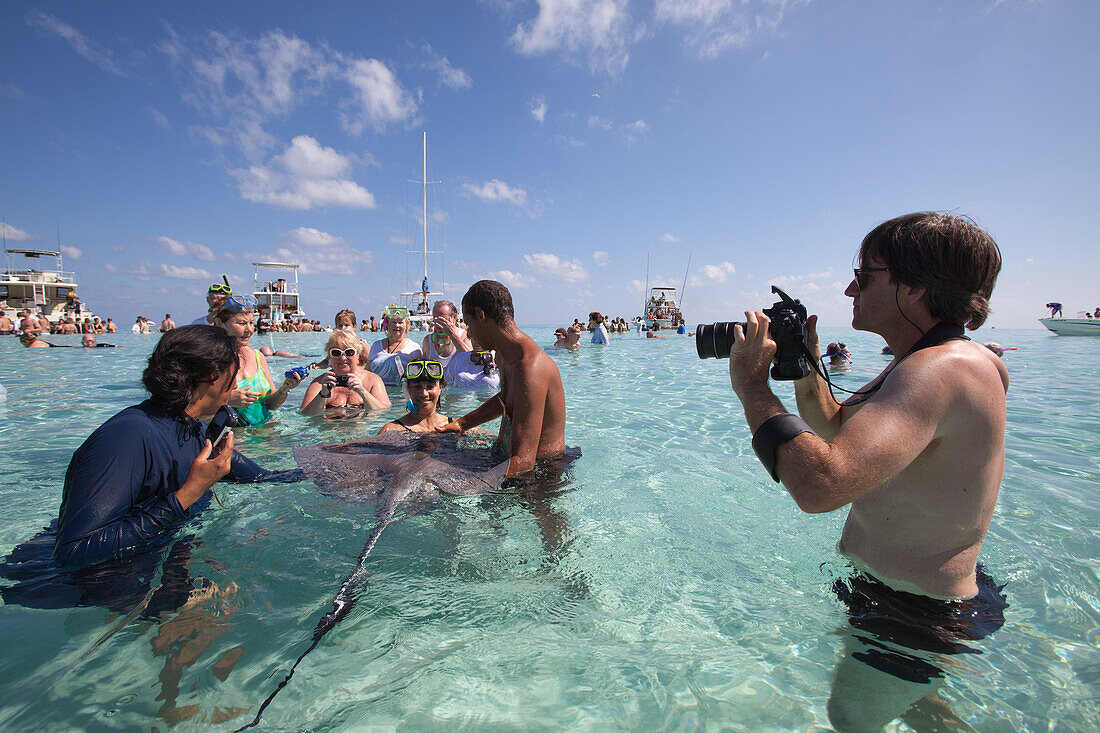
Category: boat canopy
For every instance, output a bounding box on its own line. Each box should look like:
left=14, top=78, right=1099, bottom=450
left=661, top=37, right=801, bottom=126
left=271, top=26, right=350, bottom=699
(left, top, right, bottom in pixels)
left=6, top=249, right=62, bottom=258
left=252, top=261, right=300, bottom=269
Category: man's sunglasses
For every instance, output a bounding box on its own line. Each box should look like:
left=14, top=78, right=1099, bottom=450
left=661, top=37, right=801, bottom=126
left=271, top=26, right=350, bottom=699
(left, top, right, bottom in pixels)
left=853, top=267, right=889, bottom=290
left=404, top=360, right=443, bottom=380
left=329, top=347, right=358, bottom=359
left=208, top=283, right=232, bottom=294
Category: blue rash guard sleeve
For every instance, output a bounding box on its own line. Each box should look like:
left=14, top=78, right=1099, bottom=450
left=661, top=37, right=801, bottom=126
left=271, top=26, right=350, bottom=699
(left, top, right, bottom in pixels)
left=53, top=407, right=191, bottom=567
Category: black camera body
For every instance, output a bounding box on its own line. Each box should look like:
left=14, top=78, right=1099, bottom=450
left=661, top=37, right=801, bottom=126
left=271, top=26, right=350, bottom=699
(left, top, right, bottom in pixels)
left=695, top=286, right=812, bottom=380
left=334, top=375, right=350, bottom=387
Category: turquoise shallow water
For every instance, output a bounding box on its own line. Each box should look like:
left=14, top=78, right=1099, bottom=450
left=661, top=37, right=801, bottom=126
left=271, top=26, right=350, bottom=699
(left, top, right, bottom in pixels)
left=0, top=327, right=1097, bottom=731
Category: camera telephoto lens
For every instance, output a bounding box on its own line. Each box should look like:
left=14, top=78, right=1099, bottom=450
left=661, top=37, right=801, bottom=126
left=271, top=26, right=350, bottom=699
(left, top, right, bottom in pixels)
left=695, top=322, right=744, bottom=360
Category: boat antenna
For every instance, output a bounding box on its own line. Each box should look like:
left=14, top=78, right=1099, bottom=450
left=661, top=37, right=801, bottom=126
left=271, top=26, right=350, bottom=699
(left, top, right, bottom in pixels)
left=642, top=252, right=650, bottom=316
left=678, top=253, right=692, bottom=311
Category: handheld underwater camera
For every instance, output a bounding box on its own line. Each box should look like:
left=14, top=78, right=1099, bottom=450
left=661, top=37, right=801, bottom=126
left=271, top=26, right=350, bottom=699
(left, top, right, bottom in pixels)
left=695, top=285, right=811, bottom=380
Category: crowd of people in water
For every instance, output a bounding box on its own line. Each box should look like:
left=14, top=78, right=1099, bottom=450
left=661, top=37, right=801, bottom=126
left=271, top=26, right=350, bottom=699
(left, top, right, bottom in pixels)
left=0, top=213, right=1028, bottom=730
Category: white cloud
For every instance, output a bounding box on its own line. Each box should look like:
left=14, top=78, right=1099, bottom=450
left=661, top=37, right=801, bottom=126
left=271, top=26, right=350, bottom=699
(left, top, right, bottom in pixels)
left=555, top=134, right=587, bottom=148
left=524, top=252, right=589, bottom=284
left=60, top=245, right=83, bottom=261
left=587, top=114, right=613, bottom=131
left=342, top=58, right=419, bottom=135
left=111, top=245, right=125, bottom=253
left=622, top=118, right=649, bottom=144
left=490, top=269, right=538, bottom=290
left=27, top=10, right=126, bottom=76
left=529, top=96, right=548, bottom=123
left=661, top=232, right=680, bottom=243
left=424, top=44, right=472, bottom=90
left=161, top=263, right=214, bottom=280
left=0, top=83, right=23, bottom=99
left=0, top=223, right=41, bottom=241
left=461, top=179, right=528, bottom=207
left=231, top=135, right=376, bottom=210
left=690, top=261, right=736, bottom=286
left=161, top=28, right=336, bottom=160
left=655, top=0, right=808, bottom=59
left=157, top=235, right=216, bottom=261
left=510, top=0, right=634, bottom=77
left=147, top=106, right=170, bottom=129
left=269, top=227, right=376, bottom=275
left=592, top=251, right=610, bottom=266
left=276, top=135, right=352, bottom=179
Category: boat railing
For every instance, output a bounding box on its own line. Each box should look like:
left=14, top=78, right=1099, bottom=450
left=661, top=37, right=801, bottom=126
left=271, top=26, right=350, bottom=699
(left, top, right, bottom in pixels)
left=1, top=270, right=78, bottom=285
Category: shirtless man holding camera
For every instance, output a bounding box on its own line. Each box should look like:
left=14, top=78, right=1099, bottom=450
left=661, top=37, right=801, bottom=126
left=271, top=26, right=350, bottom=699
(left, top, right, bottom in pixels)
left=728, top=213, right=1008, bottom=730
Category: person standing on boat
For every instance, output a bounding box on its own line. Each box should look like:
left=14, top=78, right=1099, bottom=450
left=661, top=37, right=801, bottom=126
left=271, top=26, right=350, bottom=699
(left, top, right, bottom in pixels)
left=215, top=296, right=304, bottom=426
left=192, top=283, right=232, bottom=325
left=726, top=212, right=1008, bottom=729
left=368, top=308, right=422, bottom=386
left=437, top=280, right=566, bottom=478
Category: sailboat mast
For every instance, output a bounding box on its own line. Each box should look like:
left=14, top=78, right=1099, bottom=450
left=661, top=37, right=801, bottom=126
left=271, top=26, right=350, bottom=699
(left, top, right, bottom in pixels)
left=422, top=131, right=428, bottom=283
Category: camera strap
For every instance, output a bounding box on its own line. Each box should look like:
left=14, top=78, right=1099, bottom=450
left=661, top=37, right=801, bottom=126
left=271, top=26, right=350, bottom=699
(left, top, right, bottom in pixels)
left=836, top=322, right=967, bottom=407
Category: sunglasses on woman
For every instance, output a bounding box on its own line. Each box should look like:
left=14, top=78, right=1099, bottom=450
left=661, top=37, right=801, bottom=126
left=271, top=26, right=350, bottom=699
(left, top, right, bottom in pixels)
left=404, top=360, right=443, bottom=380
left=208, top=283, right=232, bottom=294
left=329, top=347, right=358, bottom=359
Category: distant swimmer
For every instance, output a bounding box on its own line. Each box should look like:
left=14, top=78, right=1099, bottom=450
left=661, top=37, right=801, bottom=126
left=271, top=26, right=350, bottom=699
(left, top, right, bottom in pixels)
left=81, top=334, right=122, bottom=348
left=0, top=313, right=14, bottom=334
left=19, top=332, right=51, bottom=348
left=726, top=212, right=1009, bottom=728
left=824, top=341, right=852, bottom=368
left=437, top=280, right=566, bottom=477
left=159, top=314, right=176, bottom=332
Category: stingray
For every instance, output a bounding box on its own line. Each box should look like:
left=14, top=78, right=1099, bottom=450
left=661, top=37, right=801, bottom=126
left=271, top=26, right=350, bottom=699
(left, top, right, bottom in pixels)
left=234, top=431, right=510, bottom=731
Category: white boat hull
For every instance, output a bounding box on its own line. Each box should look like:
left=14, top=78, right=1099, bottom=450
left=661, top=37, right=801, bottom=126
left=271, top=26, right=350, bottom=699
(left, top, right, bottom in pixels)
left=1039, top=318, right=1100, bottom=336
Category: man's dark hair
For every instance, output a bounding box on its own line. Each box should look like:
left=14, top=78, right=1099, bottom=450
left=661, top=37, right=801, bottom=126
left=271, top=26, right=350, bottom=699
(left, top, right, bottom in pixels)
left=462, top=280, right=514, bottom=324
left=859, top=212, right=1001, bottom=330
left=142, top=325, right=238, bottom=418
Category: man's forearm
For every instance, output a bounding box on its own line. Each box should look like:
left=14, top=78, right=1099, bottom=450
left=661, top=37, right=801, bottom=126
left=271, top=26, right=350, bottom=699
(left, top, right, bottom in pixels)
left=794, top=372, right=841, bottom=438
left=455, top=394, right=504, bottom=431
left=734, top=384, right=787, bottom=433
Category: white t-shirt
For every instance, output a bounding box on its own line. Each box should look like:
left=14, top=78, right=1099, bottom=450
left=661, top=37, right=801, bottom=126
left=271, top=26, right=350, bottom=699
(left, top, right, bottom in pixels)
left=190, top=315, right=212, bottom=326
left=131, top=322, right=142, bottom=333
left=443, top=351, right=501, bottom=393
left=368, top=338, right=422, bottom=385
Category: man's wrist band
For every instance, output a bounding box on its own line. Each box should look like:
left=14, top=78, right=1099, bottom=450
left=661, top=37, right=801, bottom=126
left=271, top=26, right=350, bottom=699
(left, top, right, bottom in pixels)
left=751, top=413, right=817, bottom=482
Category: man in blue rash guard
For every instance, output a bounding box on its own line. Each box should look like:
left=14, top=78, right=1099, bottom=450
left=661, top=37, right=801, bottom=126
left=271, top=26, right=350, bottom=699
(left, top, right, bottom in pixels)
left=52, top=325, right=300, bottom=567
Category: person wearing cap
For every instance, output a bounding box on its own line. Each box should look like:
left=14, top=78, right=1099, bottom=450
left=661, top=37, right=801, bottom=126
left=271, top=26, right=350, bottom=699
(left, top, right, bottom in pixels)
left=192, top=283, right=232, bottom=325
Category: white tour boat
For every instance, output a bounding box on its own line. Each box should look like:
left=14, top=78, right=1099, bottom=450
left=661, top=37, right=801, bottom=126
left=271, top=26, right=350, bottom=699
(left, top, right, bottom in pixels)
left=2, top=247, right=98, bottom=326
left=253, top=261, right=305, bottom=326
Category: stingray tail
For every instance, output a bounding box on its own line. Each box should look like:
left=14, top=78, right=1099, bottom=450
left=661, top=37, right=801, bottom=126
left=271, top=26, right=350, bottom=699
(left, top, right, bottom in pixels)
left=232, top=519, right=390, bottom=731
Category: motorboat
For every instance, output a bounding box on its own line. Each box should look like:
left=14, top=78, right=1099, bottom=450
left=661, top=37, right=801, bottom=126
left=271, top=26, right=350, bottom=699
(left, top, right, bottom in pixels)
left=1039, top=314, right=1100, bottom=336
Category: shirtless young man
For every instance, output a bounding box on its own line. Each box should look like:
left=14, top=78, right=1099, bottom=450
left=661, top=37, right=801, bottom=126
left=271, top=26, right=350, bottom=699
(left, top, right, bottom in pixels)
left=0, top=313, right=16, bottom=334
left=160, top=314, right=176, bottom=332
left=437, top=280, right=566, bottom=477
left=728, top=212, right=1007, bottom=730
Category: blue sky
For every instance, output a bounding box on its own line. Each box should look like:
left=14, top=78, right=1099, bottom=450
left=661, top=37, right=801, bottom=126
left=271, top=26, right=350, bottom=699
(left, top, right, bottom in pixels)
left=2, top=0, right=1096, bottom=328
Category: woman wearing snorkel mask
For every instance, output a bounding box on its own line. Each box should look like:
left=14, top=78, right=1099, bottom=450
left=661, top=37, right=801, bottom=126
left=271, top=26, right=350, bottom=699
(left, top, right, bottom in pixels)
left=215, top=295, right=304, bottom=426
left=301, top=330, right=390, bottom=415
left=377, top=360, right=451, bottom=434
left=367, top=306, right=422, bottom=385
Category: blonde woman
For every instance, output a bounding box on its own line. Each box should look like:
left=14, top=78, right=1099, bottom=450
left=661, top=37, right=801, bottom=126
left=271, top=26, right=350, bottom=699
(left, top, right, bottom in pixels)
left=301, top=330, right=390, bottom=415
